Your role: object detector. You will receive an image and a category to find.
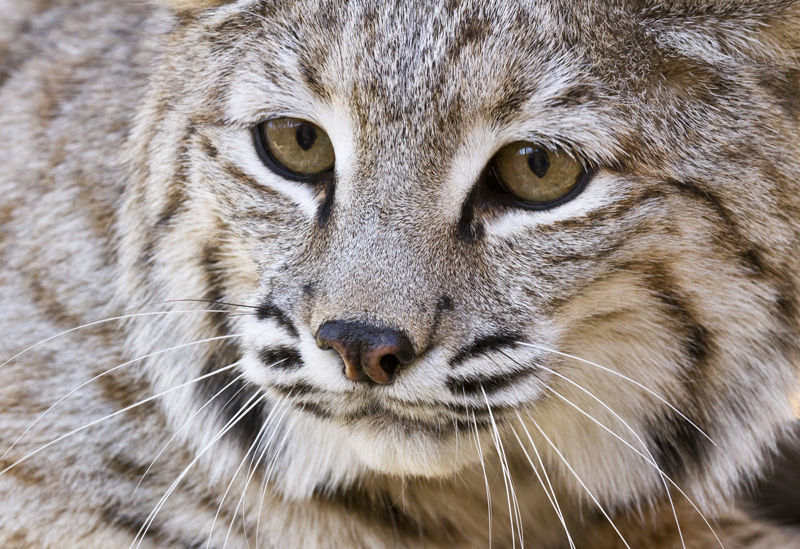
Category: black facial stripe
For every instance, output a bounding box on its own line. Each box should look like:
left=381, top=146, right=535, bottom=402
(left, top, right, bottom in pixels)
left=440, top=401, right=508, bottom=420
left=270, top=380, right=318, bottom=398
left=310, top=485, right=425, bottom=541
left=379, top=396, right=511, bottom=426
left=101, top=505, right=165, bottom=546
left=297, top=399, right=333, bottom=420
left=342, top=402, right=489, bottom=433
left=156, top=128, right=192, bottom=227
left=199, top=346, right=269, bottom=456
left=622, top=258, right=714, bottom=479
left=610, top=256, right=717, bottom=384
left=456, top=185, right=485, bottom=241
left=197, top=235, right=273, bottom=453
left=646, top=406, right=712, bottom=481
left=259, top=346, right=303, bottom=371
left=664, top=179, right=768, bottom=277
left=446, top=367, right=535, bottom=396
left=256, top=302, right=299, bottom=338
left=316, top=177, right=336, bottom=228
left=450, top=332, right=523, bottom=368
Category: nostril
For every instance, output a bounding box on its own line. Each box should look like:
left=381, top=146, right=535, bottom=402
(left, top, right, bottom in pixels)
left=378, top=354, right=401, bottom=378
left=314, top=320, right=416, bottom=384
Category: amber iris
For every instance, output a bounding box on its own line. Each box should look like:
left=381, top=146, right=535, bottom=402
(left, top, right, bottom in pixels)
left=491, top=141, right=585, bottom=205
left=259, top=117, right=335, bottom=177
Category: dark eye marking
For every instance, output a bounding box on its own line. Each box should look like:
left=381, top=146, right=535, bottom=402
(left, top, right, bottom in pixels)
left=316, top=177, right=336, bottom=228
left=449, top=332, right=523, bottom=368
left=455, top=185, right=485, bottom=242
left=446, top=367, right=536, bottom=396
left=256, top=302, right=299, bottom=338
left=259, top=346, right=303, bottom=371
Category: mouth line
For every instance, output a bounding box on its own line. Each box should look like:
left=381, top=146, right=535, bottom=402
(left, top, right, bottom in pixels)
left=280, top=391, right=505, bottom=435
left=269, top=381, right=514, bottom=415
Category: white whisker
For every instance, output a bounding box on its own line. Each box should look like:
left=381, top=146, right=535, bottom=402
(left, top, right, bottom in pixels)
left=500, top=348, right=686, bottom=549
left=207, top=404, right=274, bottom=549
left=510, top=419, right=575, bottom=549
left=470, top=411, right=493, bottom=549
left=1, top=360, right=241, bottom=477
left=0, top=309, right=240, bottom=372
left=538, top=379, right=721, bottom=548
left=252, top=404, right=298, bottom=548
left=225, top=397, right=292, bottom=549
left=517, top=342, right=715, bottom=444
left=480, top=387, right=523, bottom=549
left=132, top=390, right=266, bottom=549
left=2, top=333, right=244, bottom=461
left=528, top=415, right=632, bottom=549
left=133, top=373, right=249, bottom=496
left=253, top=399, right=299, bottom=544
left=536, top=369, right=686, bottom=549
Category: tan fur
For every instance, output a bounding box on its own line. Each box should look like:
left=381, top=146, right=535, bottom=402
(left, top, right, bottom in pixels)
left=0, top=0, right=799, bottom=547
left=154, top=0, right=231, bottom=11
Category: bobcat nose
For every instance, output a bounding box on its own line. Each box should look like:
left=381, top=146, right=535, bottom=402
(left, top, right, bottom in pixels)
left=315, top=320, right=416, bottom=384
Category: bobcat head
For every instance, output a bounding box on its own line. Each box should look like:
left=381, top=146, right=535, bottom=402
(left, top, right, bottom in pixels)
left=120, top=0, right=800, bottom=515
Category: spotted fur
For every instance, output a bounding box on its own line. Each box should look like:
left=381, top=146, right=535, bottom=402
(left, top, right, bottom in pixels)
left=0, top=0, right=799, bottom=547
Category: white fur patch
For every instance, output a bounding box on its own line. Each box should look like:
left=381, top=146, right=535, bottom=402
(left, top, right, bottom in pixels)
left=224, top=131, right=319, bottom=217
left=485, top=172, right=620, bottom=238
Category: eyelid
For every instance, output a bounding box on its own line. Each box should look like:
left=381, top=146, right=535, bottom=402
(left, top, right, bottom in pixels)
left=484, top=141, right=592, bottom=211
left=252, top=119, right=335, bottom=183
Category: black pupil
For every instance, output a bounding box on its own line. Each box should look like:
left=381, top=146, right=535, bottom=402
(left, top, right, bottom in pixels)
left=527, top=148, right=550, bottom=178
left=295, top=123, right=317, bottom=151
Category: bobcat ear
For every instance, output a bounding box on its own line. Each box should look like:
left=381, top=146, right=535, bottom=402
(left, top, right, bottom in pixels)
left=154, top=0, right=233, bottom=11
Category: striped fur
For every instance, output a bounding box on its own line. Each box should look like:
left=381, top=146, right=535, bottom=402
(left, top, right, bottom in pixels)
left=0, top=0, right=799, bottom=547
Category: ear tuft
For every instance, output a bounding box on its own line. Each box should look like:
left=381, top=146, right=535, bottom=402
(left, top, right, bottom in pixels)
left=154, top=0, right=233, bottom=11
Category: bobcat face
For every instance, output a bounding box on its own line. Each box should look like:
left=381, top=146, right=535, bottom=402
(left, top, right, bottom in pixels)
left=122, top=0, right=800, bottom=508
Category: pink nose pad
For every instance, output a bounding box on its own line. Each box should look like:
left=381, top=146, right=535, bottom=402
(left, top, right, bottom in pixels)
left=315, top=321, right=416, bottom=385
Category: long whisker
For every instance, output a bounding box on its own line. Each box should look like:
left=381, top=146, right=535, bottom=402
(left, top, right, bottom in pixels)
left=0, top=360, right=242, bottom=477
left=254, top=401, right=304, bottom=546
left=141, top=298, right=259, bottom=310
left=253, top=408, right=300, bottom=548
left=528, top=416, right=632, bottom=549
left=132, top=372, right=249, bottom=496
left=240, top=404, right=297, bottom=549
left=480, top=387, right=523, bottom=549
left=0, top=310, right=241, bottom=372
left=264, top=409, right=298, bottom=484
left=516, top=342, right=714, bottom=444
left=207, top=404, right=275, bottom=549
left=533, top=364, right=687, bottom=549
left=132, top=390, right=267, bottom=549
left=236, top=404, right=288, bottom=549
left=2, top=333, right=244, bottom=460
left=510, top=421, right=575, bottom=549
left=499, top=349, right=685, bottom=549
left=470, top=411, right=493, bottom=549
left=237, top=405, right=281, bottom=549
left=215, top=396, right=291, bottom=549
left=534, top=377, right=721, bottom=548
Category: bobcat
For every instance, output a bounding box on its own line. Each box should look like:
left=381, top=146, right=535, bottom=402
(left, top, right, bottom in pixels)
left=0, top=0, right=799, bottom=547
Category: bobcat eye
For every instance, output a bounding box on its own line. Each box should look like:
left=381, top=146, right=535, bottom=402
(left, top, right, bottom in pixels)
left=254, top=117, right=335, bottom=180
left=489, top=141, right=587, bottom=208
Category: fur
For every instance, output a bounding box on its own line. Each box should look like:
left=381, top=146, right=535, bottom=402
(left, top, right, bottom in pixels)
left=0, top=0, right=799, bottom=547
